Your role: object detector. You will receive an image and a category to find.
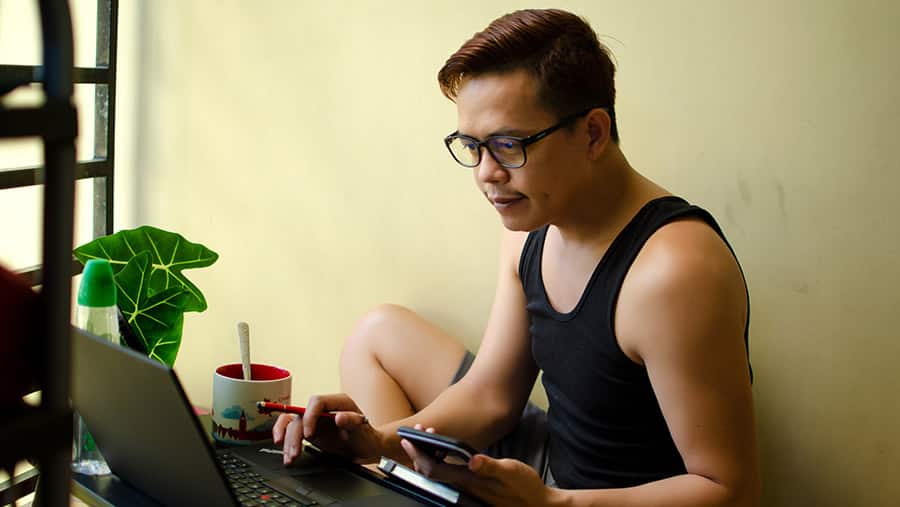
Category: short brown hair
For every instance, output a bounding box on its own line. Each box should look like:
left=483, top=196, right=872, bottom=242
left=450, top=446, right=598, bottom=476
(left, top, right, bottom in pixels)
left=438, top=9, right=619, bottom=142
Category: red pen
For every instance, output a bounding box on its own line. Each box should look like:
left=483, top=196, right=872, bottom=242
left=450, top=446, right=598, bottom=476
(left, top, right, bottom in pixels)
left=255, top=401, right=336, bottom=419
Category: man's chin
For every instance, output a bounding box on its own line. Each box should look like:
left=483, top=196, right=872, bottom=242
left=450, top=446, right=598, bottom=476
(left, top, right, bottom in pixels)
left=498, top=214, right=543, bottom=233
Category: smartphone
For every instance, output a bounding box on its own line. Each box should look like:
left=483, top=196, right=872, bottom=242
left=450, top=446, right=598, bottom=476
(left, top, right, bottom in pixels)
left=397, top=426, right=478, bottom=465
left=378, top=457, right=462, bottom=504
left=378, top=457, right=487, bottom=507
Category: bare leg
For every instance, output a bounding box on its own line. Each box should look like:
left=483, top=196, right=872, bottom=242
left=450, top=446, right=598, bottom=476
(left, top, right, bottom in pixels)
left=340, top=304, right=468, bottom=426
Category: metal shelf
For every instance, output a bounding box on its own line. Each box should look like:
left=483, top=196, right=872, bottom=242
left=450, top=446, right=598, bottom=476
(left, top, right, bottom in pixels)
left=0, top=0, right=79, bottom=505
left=0, top=406, right=73, bottom=469
left=0, top=468, right=40, bottom=507
left=1, top=2, right=119, bottom=503
left=0, top=102, right=77, bottom=140
left=0, top=159, right=111, bottom=190
left=0, top=64, right=111, bottom=85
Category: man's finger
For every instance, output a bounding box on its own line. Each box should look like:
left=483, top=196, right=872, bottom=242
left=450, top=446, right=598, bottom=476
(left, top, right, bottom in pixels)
left=402, top=439, right=475, bottom=486
left=334, top=411, right=369, bottom=429
left=468, top=454, right=501, bottom=478
left=303, top=394, right=359, bottom=438
left=401, top=438, right=431, bottom=474
left=272, top=413, right=296, bottom=444
left=401, top=438, right=445, bottom=478
left=282, top=416, right=304, bottom=465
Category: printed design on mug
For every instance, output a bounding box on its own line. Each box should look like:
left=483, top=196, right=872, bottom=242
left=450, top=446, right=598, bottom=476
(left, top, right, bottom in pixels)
left=211, top=397, right=283, bottom=442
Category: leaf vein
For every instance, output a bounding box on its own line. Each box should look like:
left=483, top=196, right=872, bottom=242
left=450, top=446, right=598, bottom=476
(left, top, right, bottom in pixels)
left=122, top=236, right=137, bottom=257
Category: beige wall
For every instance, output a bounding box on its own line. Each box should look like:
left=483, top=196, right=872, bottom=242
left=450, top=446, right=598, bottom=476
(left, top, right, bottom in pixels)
left=3, top=0, right=898, bottom=505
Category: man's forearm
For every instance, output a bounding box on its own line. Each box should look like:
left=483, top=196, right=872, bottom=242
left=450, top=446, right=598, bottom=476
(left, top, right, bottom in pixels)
left=375, top=380, right=520, bottom=465
left=553, top=473, right=758, bottom=507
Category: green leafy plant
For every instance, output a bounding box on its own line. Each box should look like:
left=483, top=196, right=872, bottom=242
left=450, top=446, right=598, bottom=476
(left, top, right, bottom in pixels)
left=73, top=226, right=218, bottom=366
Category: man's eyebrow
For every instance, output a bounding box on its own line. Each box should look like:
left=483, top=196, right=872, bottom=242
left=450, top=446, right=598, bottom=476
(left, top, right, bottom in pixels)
left=456, top=127, right=529, bottom=139
left=490, top=127, right=530, bottom=137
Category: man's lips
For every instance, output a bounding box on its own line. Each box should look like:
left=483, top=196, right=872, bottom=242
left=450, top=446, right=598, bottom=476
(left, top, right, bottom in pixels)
left=487, top=193, right=526, bottom=209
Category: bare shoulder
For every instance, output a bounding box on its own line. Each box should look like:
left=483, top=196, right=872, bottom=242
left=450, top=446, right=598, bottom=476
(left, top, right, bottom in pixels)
left=616, top=217, right=748, bottom=363
left=500, top=228, right=531, bottom=275
left=641, top=217, right=741, bottom=276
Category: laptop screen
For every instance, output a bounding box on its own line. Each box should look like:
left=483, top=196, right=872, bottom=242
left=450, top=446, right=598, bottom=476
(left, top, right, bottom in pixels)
left=71, top=328, right=432, bottom=507
left=72, top=328, right=237, bottom=506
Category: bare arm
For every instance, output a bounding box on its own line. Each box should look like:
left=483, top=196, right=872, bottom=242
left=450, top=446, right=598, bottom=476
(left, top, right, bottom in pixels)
left=553, top=219, right=759, bottom=507
left=374, top=229, right=538, bottom=461
left=274, top=230, right=537, bottom=465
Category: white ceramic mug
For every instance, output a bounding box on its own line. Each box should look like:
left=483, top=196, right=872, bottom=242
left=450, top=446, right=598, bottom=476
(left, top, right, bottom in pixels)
left=211, top=363, right=291, bottom=445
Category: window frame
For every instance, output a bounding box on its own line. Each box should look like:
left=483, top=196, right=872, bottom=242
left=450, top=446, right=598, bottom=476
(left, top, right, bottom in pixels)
left=0, top=0, right=118, bottom=285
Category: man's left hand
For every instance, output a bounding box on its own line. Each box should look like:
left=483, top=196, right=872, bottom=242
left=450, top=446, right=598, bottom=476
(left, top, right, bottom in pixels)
left=400, top=425, right=560, bottom=507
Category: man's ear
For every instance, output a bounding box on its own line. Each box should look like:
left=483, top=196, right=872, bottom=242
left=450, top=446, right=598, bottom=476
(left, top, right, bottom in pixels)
left=586, top=108, right=611, bottom=159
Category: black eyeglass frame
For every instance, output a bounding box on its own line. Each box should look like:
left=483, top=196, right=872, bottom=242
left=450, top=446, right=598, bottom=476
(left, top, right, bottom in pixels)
left=443, top=106, right=606, bottom=169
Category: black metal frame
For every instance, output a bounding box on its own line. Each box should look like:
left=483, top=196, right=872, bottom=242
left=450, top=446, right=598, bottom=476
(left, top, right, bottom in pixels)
left=0, top=0, right=118, bottom=282
left=0, top=0, right=118, bottom=504
left=93, top=0, right=118, bottom=239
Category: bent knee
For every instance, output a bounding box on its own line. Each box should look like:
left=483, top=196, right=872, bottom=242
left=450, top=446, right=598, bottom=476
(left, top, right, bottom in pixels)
left=341, top=304, right=417, bottom=359
left=360, top=304, right=417, bottom=329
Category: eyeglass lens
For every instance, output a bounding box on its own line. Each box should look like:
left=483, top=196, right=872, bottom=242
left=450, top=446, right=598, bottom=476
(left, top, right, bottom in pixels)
left=447, top=136, right=525, bottom=168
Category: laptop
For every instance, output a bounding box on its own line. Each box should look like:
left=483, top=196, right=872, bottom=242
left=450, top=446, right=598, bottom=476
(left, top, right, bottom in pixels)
left=71, top=327, right=438, bottom=506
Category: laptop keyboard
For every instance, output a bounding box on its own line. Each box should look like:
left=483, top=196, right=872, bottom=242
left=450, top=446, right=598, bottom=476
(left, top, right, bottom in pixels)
left=217, top=452, right=331, bottom=506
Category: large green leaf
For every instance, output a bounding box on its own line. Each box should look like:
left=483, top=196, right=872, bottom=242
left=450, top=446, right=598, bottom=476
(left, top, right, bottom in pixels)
left=114, top=251, right=190, bottom=366
left=74, top=225, right=218, bottom=312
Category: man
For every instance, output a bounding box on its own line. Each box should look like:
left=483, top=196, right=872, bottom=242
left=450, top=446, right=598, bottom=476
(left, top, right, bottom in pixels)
left=275, top=8, right=759, bottom=506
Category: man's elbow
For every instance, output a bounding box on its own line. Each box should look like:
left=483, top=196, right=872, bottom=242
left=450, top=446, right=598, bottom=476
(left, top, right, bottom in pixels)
left=712, top=471, right=761, bottom=507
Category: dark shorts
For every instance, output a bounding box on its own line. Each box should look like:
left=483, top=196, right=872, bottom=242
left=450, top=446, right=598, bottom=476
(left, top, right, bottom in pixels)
left=452, top=351, right=555, bottom=486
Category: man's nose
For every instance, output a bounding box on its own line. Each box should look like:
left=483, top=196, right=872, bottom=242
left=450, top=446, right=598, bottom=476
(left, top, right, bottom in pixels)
left=475, top=149, right=509, bottom=184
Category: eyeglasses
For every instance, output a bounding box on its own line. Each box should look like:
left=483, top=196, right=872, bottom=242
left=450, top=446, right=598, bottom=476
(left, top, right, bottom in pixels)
left=443, top=107, right=598, bottom=169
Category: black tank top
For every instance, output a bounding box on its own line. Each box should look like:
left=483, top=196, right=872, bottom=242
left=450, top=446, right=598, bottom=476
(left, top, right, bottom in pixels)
left=519, top=196, right=751, bottom=489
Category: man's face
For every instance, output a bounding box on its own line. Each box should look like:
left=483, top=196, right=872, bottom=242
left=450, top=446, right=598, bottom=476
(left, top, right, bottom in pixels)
left=454, top=69, right=588, bottom=232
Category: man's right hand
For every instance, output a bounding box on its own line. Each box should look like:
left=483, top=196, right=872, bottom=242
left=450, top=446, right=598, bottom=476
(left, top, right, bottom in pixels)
left=272, top=393, right=384, bottom=465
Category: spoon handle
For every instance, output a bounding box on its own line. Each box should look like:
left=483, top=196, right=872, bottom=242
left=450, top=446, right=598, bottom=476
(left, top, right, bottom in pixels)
left=237, top=321, right=251, bottom=380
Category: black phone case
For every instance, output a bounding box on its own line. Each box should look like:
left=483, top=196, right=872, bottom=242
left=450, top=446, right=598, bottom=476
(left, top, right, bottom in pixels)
left=397, top=426, right=479, bottom=465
